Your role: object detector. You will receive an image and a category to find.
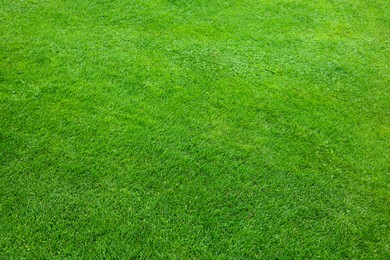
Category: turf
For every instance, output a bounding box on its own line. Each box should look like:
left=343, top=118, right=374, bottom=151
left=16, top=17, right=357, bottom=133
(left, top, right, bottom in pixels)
left=1, top=0, right=389, bottom=258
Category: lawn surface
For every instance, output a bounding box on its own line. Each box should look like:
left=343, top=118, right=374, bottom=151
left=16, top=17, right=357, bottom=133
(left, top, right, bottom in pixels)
left=1, top=0, right=389, bottom=258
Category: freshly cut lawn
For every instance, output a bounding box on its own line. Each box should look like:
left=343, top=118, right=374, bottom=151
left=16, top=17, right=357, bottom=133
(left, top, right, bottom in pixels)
left=1, top=0, right=389, bottom=258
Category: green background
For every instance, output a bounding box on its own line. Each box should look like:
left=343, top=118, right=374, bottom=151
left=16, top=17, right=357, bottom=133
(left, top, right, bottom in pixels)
left=1, top=0, right=389, bottom=258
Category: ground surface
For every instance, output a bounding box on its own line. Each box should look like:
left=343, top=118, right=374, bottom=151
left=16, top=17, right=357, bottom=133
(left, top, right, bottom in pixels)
left=1, top=0, right=389, bottom=258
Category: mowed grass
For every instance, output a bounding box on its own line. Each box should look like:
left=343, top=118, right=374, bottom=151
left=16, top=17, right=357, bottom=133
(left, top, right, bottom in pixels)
left=1, top=0, right=389, bottom=258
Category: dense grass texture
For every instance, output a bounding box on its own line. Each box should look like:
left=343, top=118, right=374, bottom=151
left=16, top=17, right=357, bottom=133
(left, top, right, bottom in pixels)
left=1, top=0, right=389, bottom=258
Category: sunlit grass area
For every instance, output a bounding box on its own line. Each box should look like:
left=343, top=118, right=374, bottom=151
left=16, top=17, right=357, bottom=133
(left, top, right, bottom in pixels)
left=1, top=0, right=389, bottom=258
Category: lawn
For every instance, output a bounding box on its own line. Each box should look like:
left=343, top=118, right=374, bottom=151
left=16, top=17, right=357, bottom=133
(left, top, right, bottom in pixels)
left=1, top=0, right=389, bottom=258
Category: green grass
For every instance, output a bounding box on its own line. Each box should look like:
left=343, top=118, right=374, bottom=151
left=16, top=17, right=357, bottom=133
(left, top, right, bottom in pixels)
left=1, top=0, right=389, bottom=258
